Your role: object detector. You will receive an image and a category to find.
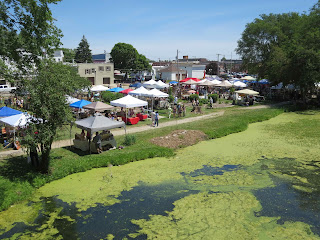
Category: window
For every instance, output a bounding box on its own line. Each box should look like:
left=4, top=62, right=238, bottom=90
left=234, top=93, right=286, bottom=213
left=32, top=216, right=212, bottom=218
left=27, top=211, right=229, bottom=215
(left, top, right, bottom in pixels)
left=99, top=66, right=104, bottom=71
left=105, top=66, right=111, bottom=71
left=103, top=77, right=110, bottom=84
left=85, top=69, right=91, bottom=74
left=91, top=68, right=96, bottom=73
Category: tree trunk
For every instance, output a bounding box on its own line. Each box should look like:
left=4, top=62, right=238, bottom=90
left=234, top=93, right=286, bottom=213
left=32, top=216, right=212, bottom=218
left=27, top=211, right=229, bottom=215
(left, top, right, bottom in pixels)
left=38, top=148, right=50, bottom=174
left=38, top=139, right=53, bottom=174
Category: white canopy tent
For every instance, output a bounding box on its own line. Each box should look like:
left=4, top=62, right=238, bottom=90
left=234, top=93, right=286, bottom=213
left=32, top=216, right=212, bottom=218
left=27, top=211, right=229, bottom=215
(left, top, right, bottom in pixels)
left=66, top=95, right=80, bottom=104
left=235, top=89, right=259, bottom=95
left=0, top=113, right=38, bottom=141
left=143, top=80, right=158, bottom=89
left=196, top=80, right=215, bottom=86
left=110, top=95, right=148, bottom=124
left=110, top=95, right=148, bottom=108
left=128, top=86, right=150, bottom=97
left=148, top=89, right=169, bottom=98
left=0, top=113, right=32, bottom=128
left=241, top=76, right=256, bottom=81
left=155, top=80, right=169, bottom=89
left=233, top=81, right=247, bottom=88
left=90, top=85, right=109, bottom=92
left=216, top=80, right=232, bottom=88
left=75, top=115, right=125, bottom=133
left=210, top=79, right=222, bottom=85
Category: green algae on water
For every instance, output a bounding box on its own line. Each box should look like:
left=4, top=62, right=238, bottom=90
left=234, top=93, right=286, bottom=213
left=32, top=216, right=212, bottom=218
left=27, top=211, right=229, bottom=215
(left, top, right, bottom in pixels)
left=1, top=111, right=320, bottom=239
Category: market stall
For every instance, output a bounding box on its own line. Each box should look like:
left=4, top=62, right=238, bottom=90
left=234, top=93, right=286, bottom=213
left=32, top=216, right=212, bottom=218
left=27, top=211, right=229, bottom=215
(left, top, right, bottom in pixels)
left=110, top=95, right=148, bottom=125
left=74, top=115, right=125, bottom=153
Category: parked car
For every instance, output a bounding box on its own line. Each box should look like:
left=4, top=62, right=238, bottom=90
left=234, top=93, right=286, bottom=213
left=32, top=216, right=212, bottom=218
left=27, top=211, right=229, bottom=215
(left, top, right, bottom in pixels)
left=0, top=85, right=16, bottom=93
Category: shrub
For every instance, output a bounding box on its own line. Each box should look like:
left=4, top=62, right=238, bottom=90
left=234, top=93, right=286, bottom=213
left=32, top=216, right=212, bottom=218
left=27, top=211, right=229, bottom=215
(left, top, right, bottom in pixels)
left=189, top=94, right=199, bottom=102
left=208, top=94, right=218, bottom=103
left=199, top=99, right=209, bottom=105
left=168, top=95, right=174, bottom=103
left=101, top=91, right=123, bottom=103
left=123, top=134, right=136, bottom=146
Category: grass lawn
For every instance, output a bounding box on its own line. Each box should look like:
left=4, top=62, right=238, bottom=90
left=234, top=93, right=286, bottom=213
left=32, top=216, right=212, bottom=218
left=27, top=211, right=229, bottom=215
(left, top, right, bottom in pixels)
left=0, top=107, right=284, bottom=211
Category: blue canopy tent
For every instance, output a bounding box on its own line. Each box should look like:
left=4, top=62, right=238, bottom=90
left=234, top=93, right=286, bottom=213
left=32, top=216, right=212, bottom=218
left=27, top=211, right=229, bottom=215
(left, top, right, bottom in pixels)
left=69, top=99, right=91, bottom=109
left=129, top=82, right=142, bottom=88
left=0, top=106, right=22, bottom=118
left=107, top=87, right=125, bottom=92
left=169, top=81, right=178, bottom=84
left=259, top=79, right=269, bottom=84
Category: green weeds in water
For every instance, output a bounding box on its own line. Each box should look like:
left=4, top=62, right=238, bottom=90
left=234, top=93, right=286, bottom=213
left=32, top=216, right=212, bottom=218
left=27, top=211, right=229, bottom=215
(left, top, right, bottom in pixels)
left=0, top=108, right=283, bottom=211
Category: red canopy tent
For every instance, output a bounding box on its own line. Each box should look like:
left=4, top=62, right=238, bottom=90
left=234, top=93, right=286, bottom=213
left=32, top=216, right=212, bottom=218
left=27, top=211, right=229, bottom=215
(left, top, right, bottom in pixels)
left=119, top=89, right=133, bottom=94
left=180, top=78, right=201, bottom=83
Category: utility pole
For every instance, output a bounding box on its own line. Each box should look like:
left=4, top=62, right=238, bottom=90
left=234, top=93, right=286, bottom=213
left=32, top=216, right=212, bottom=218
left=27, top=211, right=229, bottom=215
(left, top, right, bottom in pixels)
left=230, top=52, right=233, bottom=74
left=177, top=50, right=179, bottom=81
left=177, top=49, right=181, bottom=98
left=217, top=53, right=222, bottom=76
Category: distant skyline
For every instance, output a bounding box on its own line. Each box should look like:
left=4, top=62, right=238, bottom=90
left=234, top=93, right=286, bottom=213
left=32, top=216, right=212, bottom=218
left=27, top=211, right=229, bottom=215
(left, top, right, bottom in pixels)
left=51, top=0, right=317, bottom=61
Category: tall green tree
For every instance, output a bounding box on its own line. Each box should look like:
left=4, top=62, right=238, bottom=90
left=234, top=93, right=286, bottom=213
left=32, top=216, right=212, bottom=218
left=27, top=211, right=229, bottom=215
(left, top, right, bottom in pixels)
left=21, top=61, right=90, bottom=173
left=110, top=43, right=138, bottom=70
left=110, top=43, right=151, bottom=72
left=0, top=0, right=62, bottom=70
left=205, top=62, right=218, bottom=75
left=236, top=1, right=320, bottom=97
left=75, top=36, right=92, bottom=63
left=135, top=54, right=152, bottom=72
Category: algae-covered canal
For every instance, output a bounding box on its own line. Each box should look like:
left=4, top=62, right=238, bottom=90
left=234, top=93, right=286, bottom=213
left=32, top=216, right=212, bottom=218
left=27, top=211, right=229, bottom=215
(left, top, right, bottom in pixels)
left=1, top=111, right=320, bottom=239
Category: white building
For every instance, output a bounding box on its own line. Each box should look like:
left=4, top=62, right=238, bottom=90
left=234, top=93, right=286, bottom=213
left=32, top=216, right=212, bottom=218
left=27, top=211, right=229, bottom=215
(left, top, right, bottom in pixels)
left=53, top=50, right=64, bottom=62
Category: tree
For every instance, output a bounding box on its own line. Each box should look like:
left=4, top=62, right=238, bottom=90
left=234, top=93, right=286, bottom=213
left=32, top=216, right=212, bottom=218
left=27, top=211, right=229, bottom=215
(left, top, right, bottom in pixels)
left=110, top=43, right=138, bottom=70
left=21, top=60, right=90, bottom=173
left=75, top=36, right=92, bottom=63
left=135, top=54, right=152, bottom=72
left=205, top=62, right=218, bottom=75
left=236, top=2, right=320, bottom=98
left=110, top=43, right=151, bottom=72
left=0, top=0, right=62, bottom=70
left=58, top=48, right=76, bottom=63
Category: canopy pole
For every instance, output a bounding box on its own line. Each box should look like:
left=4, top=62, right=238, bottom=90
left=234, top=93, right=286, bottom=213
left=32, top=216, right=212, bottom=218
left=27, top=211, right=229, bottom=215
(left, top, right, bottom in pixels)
left=125, top=107, right=127, bottom=124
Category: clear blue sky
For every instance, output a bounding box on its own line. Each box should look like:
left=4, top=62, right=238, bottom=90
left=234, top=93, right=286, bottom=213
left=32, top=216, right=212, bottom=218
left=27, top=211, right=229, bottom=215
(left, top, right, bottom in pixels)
left=51, top=0, right=317, bottom=61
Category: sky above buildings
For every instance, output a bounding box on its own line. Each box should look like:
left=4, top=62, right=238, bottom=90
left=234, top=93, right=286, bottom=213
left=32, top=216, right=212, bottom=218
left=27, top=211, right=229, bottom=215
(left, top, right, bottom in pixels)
left=51, top=0, right=317, bottom=61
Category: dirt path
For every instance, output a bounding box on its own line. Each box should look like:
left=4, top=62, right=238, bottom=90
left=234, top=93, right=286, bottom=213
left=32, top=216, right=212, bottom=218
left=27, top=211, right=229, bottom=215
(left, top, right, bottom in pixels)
left=0, top=102, right=285, bottom=159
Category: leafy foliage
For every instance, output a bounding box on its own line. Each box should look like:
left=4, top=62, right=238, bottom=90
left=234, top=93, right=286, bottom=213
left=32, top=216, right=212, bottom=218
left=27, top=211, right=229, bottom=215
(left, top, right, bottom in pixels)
left=236, top=2, right=320, bottom=97
left=20, top=60, right=90, bottom=173
left=110, top=42, right=151, bottom=71
left=57, top=48, right=75, bottom=63
left=189, top=94, right=199, bottom=101
left=205, top=62, right=218, bottom=75
left=101, top=91, right=123, bottom=103
left=123, top=134, right=136, bottom=146
left=208, top=94, right=219, bottom=103
left=75, top=35, right=92, bottom=63
left=0, top=0, right=62, bottom=70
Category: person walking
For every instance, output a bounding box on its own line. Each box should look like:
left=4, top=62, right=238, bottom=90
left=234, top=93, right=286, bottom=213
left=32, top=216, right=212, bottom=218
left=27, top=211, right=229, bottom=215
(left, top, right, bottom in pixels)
left=151, top=111, right=156, bottom=127
left=155, top=111, right=159, bottom=127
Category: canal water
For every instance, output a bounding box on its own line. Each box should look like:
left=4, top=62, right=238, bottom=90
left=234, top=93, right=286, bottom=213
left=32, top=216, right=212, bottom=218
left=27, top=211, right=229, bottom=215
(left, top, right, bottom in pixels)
left=1, top=112, right=320, bottom=239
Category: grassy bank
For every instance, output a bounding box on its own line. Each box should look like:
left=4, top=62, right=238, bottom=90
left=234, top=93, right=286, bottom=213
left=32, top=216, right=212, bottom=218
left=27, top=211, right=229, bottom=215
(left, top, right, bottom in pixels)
left=0, top=107, right=283, bottom=211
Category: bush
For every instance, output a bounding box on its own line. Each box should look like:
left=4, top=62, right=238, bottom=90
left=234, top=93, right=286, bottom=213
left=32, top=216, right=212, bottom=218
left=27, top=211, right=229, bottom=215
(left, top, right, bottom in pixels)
left=123, top=134, right=136, bottom=146
left=101, top=91, right=123, bottom=103
left=168, top=95, right=174, bottom=103
left=199, top=99, right=209, bottom=105
left=189, top=94, right=199, bottom=102
left=208, top=94, right=218, bottom=103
